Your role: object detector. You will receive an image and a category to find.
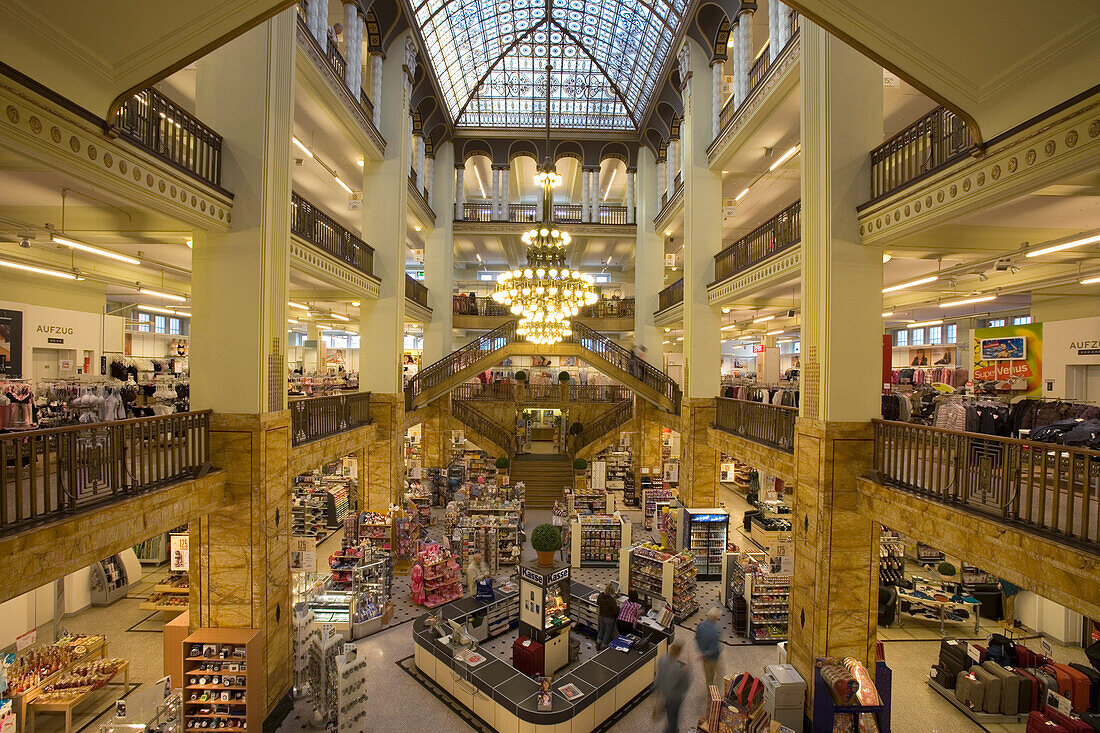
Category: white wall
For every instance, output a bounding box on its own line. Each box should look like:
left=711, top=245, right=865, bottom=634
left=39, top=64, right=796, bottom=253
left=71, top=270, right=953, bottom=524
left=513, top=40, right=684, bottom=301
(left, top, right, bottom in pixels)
left=0, top=299, right=124, bottom=381
left=1015, top=591, right=1084, bottom=645
left=1039, top=315, right=1100, bottom=399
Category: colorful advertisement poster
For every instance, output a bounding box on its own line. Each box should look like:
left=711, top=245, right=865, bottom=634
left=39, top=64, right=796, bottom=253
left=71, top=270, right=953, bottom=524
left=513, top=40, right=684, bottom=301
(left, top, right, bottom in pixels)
left=973, top=323, right=1042, bottom=395
left=0, top=308, right=22, bottom=377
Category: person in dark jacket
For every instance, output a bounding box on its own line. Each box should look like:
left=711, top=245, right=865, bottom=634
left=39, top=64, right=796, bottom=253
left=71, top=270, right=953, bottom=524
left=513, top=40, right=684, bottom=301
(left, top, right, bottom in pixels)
left=596, top=582, right=619, bottom=650
left=656, top=641, right=691, bottom=733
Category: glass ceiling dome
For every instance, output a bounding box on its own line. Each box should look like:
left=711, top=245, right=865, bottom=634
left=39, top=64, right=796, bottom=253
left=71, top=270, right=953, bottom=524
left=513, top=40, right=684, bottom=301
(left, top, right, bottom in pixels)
left=411, top=0, right=689, bottom=130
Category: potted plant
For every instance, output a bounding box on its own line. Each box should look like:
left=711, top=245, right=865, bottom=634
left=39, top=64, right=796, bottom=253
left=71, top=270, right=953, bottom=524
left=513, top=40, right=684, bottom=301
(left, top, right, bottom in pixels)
left=531, top=523, right=562, bottom=567
left=572, top=457, right=588, bottom=492
left=514, top=370, right=527, bottom=382
left=937, top=561, right=957, bottom=583
left=494, top=457, right=510, bottom=470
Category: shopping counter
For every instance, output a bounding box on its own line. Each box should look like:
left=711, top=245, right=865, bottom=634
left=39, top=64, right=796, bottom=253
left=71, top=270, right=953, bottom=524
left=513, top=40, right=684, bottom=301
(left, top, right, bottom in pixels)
left=413, top=583, right=672, bottom=732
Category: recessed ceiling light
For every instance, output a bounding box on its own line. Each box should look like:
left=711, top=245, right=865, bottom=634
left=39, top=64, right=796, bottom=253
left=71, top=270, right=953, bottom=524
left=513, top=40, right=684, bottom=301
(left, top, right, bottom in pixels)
left=721, top=307, right=731, bottom=313
left=351, top=300, right=360, bottom=307
left=882, top=253, right=892, bottom=263
left=330, top=312, right=350, bottom=322
left=414, top=225, right=422, bottom=232
left=766, top=330, right=783, bottom=336
left=664, top=230, right=672, bottom=236
left=882, top=275, right=938, bottom=293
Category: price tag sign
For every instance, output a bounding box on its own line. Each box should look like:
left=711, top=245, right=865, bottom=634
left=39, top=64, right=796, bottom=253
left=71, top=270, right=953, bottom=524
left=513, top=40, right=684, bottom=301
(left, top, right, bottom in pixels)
left=15, top=630, right=35, bottom=651
left=967, top=644, right=981, bottom=663
left=1048, top=691, right=1072, bottom=716
left=343, top=643, right=357, bottom=658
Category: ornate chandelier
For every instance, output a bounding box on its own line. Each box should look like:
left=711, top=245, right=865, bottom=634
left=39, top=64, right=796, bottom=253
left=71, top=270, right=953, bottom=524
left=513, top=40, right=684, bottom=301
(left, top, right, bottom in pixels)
left=492, top=61, right=596, bottom=345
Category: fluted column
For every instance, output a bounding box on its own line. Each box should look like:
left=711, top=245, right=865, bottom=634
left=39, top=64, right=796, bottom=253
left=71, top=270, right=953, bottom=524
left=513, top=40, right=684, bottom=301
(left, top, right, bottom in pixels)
left=416, top=135, right=426, bottom=193
left=424, top=142, right=454, bottom=363
left=730, top=19, right=741, bottom=109
left=581, top=168, right=591, bottom=222
left=591, top=166, right=600, bottom=223
left=370, top=53, right=383, bottom=128
left=491, top=166, right=501, bottom=220
left=501, top=165, right=510, bottom=221
left=712, top=60, right=723, bottom=139
left=625, top=168, right=636, bottom=223
left=775, top=1, right=792, bottom=54
left=343, top=3, right=361, bottom=93
left=656, top=158, right=667, bottom=208
left=454, top=164, right=465, bottom=220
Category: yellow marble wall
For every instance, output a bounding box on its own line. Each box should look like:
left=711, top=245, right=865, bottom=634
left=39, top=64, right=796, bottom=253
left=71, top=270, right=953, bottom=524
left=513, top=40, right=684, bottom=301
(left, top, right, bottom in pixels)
left=678, top=397, right=719, bottom=507
left=636, top=402, right=665, bottom=492
left=364, top=393, right=404, bottom=510
left=420, top=400, right=444, bottom=469
left=788, top=418, right=877, bottom=706
left=287, top=423, right=377, bottom=479
left=705, top=426, right=797, bottom=486
left=190, top=411, right=292, bottom=716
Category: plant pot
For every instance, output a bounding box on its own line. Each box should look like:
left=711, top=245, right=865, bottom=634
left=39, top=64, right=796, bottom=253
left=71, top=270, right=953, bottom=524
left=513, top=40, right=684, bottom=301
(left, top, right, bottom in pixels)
left=536, top=550, right=556, bottom=567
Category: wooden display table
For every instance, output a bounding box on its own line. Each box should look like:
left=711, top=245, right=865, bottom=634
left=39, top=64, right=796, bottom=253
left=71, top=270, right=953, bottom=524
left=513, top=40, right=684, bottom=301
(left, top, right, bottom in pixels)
left=27, top=660, right=130, bottom=733
left=10, top=636, right=109, bottom=727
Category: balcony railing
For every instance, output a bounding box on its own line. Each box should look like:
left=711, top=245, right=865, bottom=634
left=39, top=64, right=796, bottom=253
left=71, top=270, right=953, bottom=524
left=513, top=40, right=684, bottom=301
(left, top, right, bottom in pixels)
left=554, top=203, right=583, bottom=223
left=290, top=392, right=371, bottom=446
left=453, top=296, right=635, bottom=320
left=291, top=192, right=375, bottom=277
left=714, top=397, right=796, bottom=453
left=716, top=14, right=800, bottom=141
left=405, top=275, right=429, bottom=308
left=458, top=201, right=631, bottom=225
left=713, top=199, right=801, bottom=284
left=580, top=298, right=634, bottom=318
left=0, top=411, right=212, bottom=537
left=451, top=399, right=514, bottom=454
left=599, top=205, right=629, bottom=225
left=573, top=400, right=634, bottom=453
left=452, top=383, right=633, bottom=403
left=510, top=203, right=538, bottom=222
left=657, top=278, right=684, bottom=312
left=747, top=44, right=772, bottom=97
left=326, top=38, right=347, bottom=82
left=359, top=88, right=374, bottom=120
left=114, top=88, right=223, bottom=188
left=869, top=106, right=972, bottom=201
left=873, top=420, right=1100, bottom=553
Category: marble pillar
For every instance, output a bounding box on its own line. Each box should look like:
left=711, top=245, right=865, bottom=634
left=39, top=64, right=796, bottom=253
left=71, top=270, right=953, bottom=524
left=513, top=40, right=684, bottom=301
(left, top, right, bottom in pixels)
left=591, top=166, right=600, bottom=222
left=491, top=166, right=501, bottom=220
left=424, top=154, right=434, bottom=207
left=581, top=168, right=591, bottom=222
left=625, top=169, right=636, bottom=224
left=501, top=166, right=510, bottom=221
left=424, top=142, right=455, bottom=363
left=730, top=19, right=741, bottom=109
left=737, top=10, right=754, bottom=103
left=370, top=53, right=383, bottom=129
left=342, top=3, right=360, bottom=93
left=787, top=20, right=884, bottom=708
left=712, top=60, right=724, bottom=139
left=365, top=393, right=404, bottom=510
left=656, top=158, right=667, bottom=207
left=678, top=399, right=718, bottom=507
left=454, top=164, right=465, bottom=220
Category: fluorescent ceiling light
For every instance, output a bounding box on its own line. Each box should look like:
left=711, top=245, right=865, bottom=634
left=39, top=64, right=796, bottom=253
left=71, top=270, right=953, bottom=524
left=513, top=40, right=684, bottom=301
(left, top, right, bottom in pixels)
left=766, top=330, right=783, bottom=336
left=777, top=338, right=793, bottom=344
left=334, top=176, right=353, bottom=194
left=752, top=314, right=774, bottom=323
left=720, top=324, right=738, bottom=331
left=138, top=304, right=176, bottom=314
left=288, top=301, right=310, bottom=310
left=288, top=318, right=300, bottom=324
left=292, top=136, right=313, bottom=158
left=734, top=188, right=749, bottom=202
left=174, top=311, right=191, bottom=318
left=883, top=275, right=938, bottom=293
left=907, top=319, right=944, bottom=328
left=351, top=300, right=360, bottom=307
left=1081, top=275, right=1100, bottom=285
left=1025, top=232, right=1100, bottom=258
left=939, top=295, right=996, bottom=308
left=329, top=312, right=350, bottom=322
left=602, top=169, right=616, bottom=201
left=138, top=287, right=186, bottom=302
left=0, top=258, right=77, bottom=279
left=768, top=145, right=800, bottom=171
left=51, top=234, right=140, bottom=265
left=356, top=158, right=364, bottom=167
left=662, top=340, right=670, bottom=344
left=881, top=311, right=893, bottom=317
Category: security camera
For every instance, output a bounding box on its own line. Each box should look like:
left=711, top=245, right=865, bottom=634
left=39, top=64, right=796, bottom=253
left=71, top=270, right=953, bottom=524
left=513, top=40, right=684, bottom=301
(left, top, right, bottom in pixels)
left=19, top=238, right=30, bottom=248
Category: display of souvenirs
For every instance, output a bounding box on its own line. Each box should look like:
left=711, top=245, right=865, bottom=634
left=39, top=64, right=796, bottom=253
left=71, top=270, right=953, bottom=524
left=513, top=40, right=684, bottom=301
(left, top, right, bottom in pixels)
left=415, top=542, right=463, bottom=608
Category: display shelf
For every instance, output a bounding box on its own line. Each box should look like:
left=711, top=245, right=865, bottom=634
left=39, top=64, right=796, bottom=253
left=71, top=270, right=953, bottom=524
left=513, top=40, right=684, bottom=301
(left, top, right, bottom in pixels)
left=91, top=555, right=129, bottom=606
left=181, top=629, right=260, bottom=733
left=621, top=544, right=698, bottom=620
left=417, top=542, right=463, bottom=608
left=335, top=651, right=368, bottom=731
left=134, top=533, right=169, bottom=564
left=880, top=532, right=905, bottom=586
left=725, top=551, right=790, bottom=644
left=642, top=487, right=674, bottom=529
left=570, top=514, right=631, bottom=567
left=141, top=572, right=189, bottom=612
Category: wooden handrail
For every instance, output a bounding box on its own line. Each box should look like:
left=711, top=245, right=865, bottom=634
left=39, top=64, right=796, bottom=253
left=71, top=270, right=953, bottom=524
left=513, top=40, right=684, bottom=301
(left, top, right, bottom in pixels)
left=872, top=419, right=1099, bottom=552
left=0, top=411, right=212, bottom=536
left=714, top=397, right=797, bottom=453
left=657, top=278, right=683, bottom=312
left=290, top=392, right=371, bottom=446
left=574, top=400, right=633, bottom=452
left=452, top=383, right=633, bottom=403
left=713, top=200, right=801, bottom=284
left=405, top=275, right=430, bottom=308
left=405, top=320, right=520, bottom=410
left=451, top=399, right=514, bottom=455
left=566, top=321, right=681, bottom=412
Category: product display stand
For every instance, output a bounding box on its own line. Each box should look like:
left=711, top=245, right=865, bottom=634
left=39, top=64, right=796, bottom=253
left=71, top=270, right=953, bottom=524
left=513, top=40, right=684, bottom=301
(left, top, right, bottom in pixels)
left=181, top=628, right=261, bottom=733
left=90, top=555, right=129, bottom=606
left=621, top=544, right=698, bottom=620
left=133, top=533, right=169, bottom=564
left=293, top=605, right=319, bottom=697
left=417, top=542, right=463, bottom=608
left=879, top=532, right=905, bottom=586
left=642, top=487, right=674, bottom=529
left=140, top=572, right=189, bottom=613
left=335, top=651, right=368, bottom=731
left=570, top=514, right=631, bottom=567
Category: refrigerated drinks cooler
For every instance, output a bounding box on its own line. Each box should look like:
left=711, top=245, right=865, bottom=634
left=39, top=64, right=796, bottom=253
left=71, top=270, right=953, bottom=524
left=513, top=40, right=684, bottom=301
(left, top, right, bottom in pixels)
left=677, top=508, right=729, bottom=580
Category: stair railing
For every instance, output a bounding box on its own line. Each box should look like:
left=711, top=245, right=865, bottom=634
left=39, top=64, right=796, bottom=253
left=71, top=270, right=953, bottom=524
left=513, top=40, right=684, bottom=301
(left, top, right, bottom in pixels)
left=573, top=399, right=634, bottom=453
left=451, top=399, right=515, bottom=455
left=405, top=320, right=519, bottom=410
left=566, top=322, right=681, bottom=413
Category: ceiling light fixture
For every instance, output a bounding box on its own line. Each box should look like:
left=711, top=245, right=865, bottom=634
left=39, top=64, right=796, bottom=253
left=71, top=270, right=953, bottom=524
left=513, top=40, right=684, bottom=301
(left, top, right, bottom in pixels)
left=329, top=312, right=350, bottom=322
left=1080, top=275, right=1100, bottom=285
left=334, top=175, right=353, bottom=195
left=768, top=145, right=800, bottom=171
left=186, top=238, right=193, bottom=249
left=413, top=225, right=422, bottom=232
left=882, top=275, right=938, bottom=293
left=766, top=330, right=783, bottom=336
left=939, top=294, right=996, bottom=308
left=721, top=307, right=731, bottom=313
left=907, top=319, right=944, bottom=328
left=288, top=318, right=300, bottom=324
left=720, top=324, right=738, bottom=331
left=1024, top=231, right=1100, bottom=258
left=777, top=338, right=793, bottom=344
left=2, top=259, right=80, bottom=280
left=882, top=253, right=892, bottom=263
left=138, top=304, right=177, bottom=315
left=292, top=136, right=314, bottom=158
left=51, top=234, right=141, bottom=265
left=662, top=340, right=670, bottom=344
left=664, top=230, right=672, bottom=237
left=664, top=327, right=671, bottom=332
left=138, top=287, right=186, bottom=302
left=734, top=187, right=750, bottom=202
left=288, top=301, right=310, bottom=310
left=351, top=300, right=360, bottom=307
left=881, top=311, right=893, bottom=317
left=356, top=158, right=364, bottom=167
left=752, top=314, right=774, bottom=323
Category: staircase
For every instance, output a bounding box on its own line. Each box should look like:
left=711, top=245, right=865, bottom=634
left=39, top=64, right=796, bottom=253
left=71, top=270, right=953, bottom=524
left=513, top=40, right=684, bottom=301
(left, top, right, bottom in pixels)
left=450, top=399, right=514, bottom=456
left=511, top=455, right=574, bottom=509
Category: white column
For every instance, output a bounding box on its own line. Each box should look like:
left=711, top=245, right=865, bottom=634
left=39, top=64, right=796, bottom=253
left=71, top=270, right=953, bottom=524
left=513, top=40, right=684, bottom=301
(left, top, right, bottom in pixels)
left=489, top=167, right=500, bottom=220
left=537, top=187, right=545, bottom=220
left=666, top=140, right=678, bottom=194
left=656, top=158, right=667, bottom=208
left=680, top=39, right=722, bottom=400
left=625, top=169, right=636, bottom=224
left=730, top=20, right=741, bottom=109
left=425, top=155, right=434, bottom=207
left=712, top=60, right=723, bottom=139
left=408, top=120, right=415, bottom=178
left=360, top=34, right=416, bottom=395
left=776, top=2, right=792, bottom=52
left=581, top=169, right=591, bottom=222
left=309, top=0, right=326, bottom=47
left=343, top=3, right=360, bottom=92
left=591, top=167, right=600, bottom=223
left=737, top=10, right=754, bottom=103
left=454, top=165, right=465, bottom=220
left=416, top=135, right=426, bottom=192
left=501, top=166, right=510, bottom=221
left=634, top=150, right=661, bottom=354
left=769, top=0, right=780, bottom=61
left=370, top=53, right=383, bottom=129
left=424, top=142, right=455, bottom=363
left=193, top=11, right=294, bottom=413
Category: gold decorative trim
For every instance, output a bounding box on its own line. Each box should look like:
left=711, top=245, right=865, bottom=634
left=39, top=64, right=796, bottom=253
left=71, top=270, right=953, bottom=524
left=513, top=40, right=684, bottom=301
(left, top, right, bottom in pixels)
left=452, top=220, right=637, bottom=236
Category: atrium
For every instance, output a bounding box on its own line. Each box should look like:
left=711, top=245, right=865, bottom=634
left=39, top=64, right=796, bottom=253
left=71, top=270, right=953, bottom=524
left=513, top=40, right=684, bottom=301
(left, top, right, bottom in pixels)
left=0, top=1, right=1098, bottom=732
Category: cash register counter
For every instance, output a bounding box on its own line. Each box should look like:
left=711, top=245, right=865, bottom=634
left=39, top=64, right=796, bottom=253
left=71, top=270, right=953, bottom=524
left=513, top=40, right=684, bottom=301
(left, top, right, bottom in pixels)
left=413, top=582, right=672, bottom=733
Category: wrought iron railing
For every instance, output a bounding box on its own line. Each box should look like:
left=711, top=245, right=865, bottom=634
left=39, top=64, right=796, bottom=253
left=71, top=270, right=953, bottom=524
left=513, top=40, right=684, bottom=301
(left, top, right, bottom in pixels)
left=714, top=397, right=796, bottom=453
left=359, top=88, right=374, bottom=120
left=326, top=38, right=347, bottom=82
left=462, top=202, right=492, bottom=221
left=553, top=203, right=583, bottom=223
left=114, top=88, right=223, bottom=188
left=290, top=392, right=372, bottom=446
left=657, top=278, right=684, bottom=312
left=869, top=106, right=972, bottom=201
left=566, top=321, right=681, bottom=412
left=713, top=199, right=801, bottom=284
left=405, top=275, right=429, bottom=308
left=459, top=201, right=629, bottom=225
left=291, top=192, right=375, bottom=277
left=451, top=399, right=514, bottom=454
left=452, top=383, right=633, bottom=403
left=574, top=400, right=634, bottom=452
left=716, top=15, right=800, bottom=142
left=747, top=45, right=772, bottom=98
left=453, top=296, right=635, bottom=320
left=406, top=320, right=519, bottom=410
left=407, top=176, right=434, bottom=219
left=873, top=420, right=1100, bottom=552
left=579, top=298, right=635, bottom=318
left=0, top=411, right=212, bottom=536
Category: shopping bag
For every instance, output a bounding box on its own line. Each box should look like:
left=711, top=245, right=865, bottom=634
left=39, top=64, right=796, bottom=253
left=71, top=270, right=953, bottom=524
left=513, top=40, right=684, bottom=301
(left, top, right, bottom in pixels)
left=475, top=578, right=495, bottom=602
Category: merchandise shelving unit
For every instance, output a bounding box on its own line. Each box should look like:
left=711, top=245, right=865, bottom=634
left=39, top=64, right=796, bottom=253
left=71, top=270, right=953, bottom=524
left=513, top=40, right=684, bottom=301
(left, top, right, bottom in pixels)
left=518, top=562, right=571, bottom=676
left=292, top=492, right=327, bottom=542
left=181, top=628, right=261, bottom=733
left=418, top=543, right=463, bottom=608
left=879, top=533, right=905, bottom=586
left=620, top=544, right=698, bottom=621
left=335, top=650, right=368, bottom=730
left=134, top=533, right=169, bottom=564
left=140, top=572, right=189, bottom=613
left=570, top=514, right=632, bottom=567
left=358, top=512, right=393, bottom=554
left=743, top=558, right=790, bottom=644
left=642, top=486, right=674, bottom=529
left=90, top=555, right=130, bottom=606
left=292, top=605, right=319, bottom=695
left=567, top=485, right=608, bottom=513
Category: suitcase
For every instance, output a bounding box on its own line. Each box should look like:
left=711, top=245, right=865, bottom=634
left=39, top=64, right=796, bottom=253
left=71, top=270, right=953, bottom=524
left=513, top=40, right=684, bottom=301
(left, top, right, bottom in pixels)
left=971, top=664, right=1004, bottom=714
left=1027, top=711, right=1070, bottom=732
left=932, top=663, right=956, bottom=689
left=1068, top=663, right=1099, bottom=712
left=1079, top=711, right=1100, bottom=729
left=1016, top=669, right=1039, bottom=713
left=983, top=661, right=1022, bottom=715
left=1047, top=665, right=1081, bottom=711
left=1018, top=643, right=1054, bottom=670
left=1038, top=668, right=1060, bottom=701
left=1054, top=663, right=1093, bottom=713
left=940, top=639, right=970, bottom=679
left=956, top=670, right=987, bottom=711
left=1044, top=705, right=1094, bottom=733
left=512, top=636, right=544, bottom=677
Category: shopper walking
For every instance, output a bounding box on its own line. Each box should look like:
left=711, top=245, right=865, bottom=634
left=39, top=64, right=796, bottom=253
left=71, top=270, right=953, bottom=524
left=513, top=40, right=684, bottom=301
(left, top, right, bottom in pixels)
left=596, top=583, right=619, bottom=650
left=695, top=607, right=722, bottom=709
left=466, top=552, right=490, bottom=596
left=655, top=641, right=690, bottom=733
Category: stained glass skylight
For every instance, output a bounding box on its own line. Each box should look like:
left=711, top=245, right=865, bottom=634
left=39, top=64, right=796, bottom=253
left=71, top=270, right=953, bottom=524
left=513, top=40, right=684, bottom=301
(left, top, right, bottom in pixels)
left=412, top=0, right=688, bottom=129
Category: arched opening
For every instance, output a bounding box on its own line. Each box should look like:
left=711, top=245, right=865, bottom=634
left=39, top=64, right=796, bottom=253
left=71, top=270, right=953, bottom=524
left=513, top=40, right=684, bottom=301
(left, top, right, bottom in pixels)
left=461, top=153, right=493, bottom=222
